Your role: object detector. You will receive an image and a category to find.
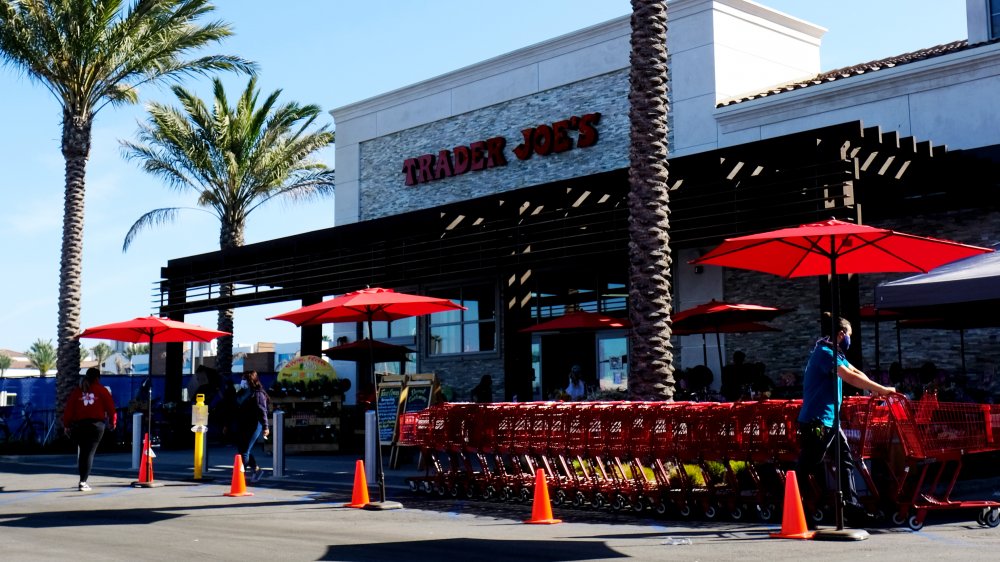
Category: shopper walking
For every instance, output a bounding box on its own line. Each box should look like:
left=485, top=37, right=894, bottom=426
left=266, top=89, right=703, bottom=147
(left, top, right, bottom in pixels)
left=797, top=317, right=894, bottom=527
left=234, top=371, right=270, bottom=482
left=63, top=368, right=117, bottom=491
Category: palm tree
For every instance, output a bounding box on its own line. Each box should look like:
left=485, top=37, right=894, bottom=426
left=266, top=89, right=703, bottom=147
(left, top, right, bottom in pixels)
left=91, top=342, right=114, bottom=372
left=627, top=0, right=674, bottom=400
left=0, top=0, right=254, bottom=421
left=25, top=339, right=57, bottom=376
left=0, top=352, right=11, bottom=379
left=122, top=77, right=335, bottom=377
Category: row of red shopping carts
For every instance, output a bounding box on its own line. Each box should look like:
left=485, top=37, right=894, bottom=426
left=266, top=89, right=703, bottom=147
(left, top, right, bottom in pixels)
left=399, top=394, right=1000, bottom=530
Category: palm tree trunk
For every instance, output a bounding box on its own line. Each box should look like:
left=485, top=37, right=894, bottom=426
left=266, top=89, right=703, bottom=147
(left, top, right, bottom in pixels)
left=215, top=222, right=244, bottom=374
left=627, top=0, right=674, bottom=401
left=55, top=110, right=93, bottom=422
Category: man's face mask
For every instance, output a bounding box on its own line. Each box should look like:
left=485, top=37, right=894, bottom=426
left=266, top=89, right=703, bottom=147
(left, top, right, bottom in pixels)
left=239, top=379, right=248, bottom=390
left=839, top=333, right=851, bottom=352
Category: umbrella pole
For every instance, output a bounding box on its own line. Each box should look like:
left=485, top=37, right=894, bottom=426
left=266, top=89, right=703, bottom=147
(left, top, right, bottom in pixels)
left=367, top=317, right=392, bottom=507
left=812, top=243, right=867, bottom=541
left=830, top=258, right=845, bottom=532
left=148, top=334, right=154, bottom=483
left=874, top=309, right=881, bottom=375
left=702, top=334, right=708, bottom=366
left=715, top=331, right=723, bottom=386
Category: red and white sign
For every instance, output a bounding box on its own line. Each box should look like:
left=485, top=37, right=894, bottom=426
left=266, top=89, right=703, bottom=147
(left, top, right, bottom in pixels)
left=402, top=112, right=601, bottom=186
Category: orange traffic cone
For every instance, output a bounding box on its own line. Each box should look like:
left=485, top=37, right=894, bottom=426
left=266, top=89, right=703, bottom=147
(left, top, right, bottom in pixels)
left=343, top=460, right=370, bottom=508
left=224, top=454, right=254, bottom=497
left=524, top=469, right=561, bottom=524
left=137, top=433, right=153, bottom=483
left=770, top=470, right=814, bottom=539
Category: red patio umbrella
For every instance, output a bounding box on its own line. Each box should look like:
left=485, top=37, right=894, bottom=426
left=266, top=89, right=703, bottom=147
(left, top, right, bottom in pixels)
left=79, top=316, right=229, bottom=488
left=268, top=287, right=465, bottom=507
left=693, top=218, right=992, bottom=533
left=519, top=310, right=631, bottom=333
left=672, top=300, right=787, bottom=369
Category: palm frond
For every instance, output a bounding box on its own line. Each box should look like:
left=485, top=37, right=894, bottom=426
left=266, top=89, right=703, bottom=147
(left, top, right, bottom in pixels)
left=122, top=206, right=213, bottom=252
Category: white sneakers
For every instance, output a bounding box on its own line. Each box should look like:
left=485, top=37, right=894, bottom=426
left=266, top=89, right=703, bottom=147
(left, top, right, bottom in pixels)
left=78, top=482, right=91, bottom=491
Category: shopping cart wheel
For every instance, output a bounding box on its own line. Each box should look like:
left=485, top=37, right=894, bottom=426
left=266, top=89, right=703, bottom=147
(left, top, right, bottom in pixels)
left=984, top=508, right=1000, bottom=528
left=435, top=483, right=447, bottom=496
left=811, top=508, right=826, bottom=524
left=632, top=497, right=647, bottom=513
left=730, top=507, right=743, bottom=521
left=612, top=493, right=628, bottom=511
left=553, top=489, right=567, bottom=506
left=678, top=503, right=692, bottom=518
left=519, top=487, right=533, bottom=503
left=654, top=501, right=668, bottom=516
left=483, top=485, right=496, bottom=500
left=421, top=481, right=433, bottom=494
left=892, top=511, right=907, bottom=526
left=907, top=515, right=924, bottom=531
left=593, top=492, right=608, bottom=509
left=703, top=505, right=717, bottom=519
left=573, top=491, right=587, bottom=507
left=502, top=486, right=515, bottom=502
left=465, top=484, right=477, bottom=499
left=408, top=480, right=418, bottom=492
left=758, top=504, right=774, bottom=522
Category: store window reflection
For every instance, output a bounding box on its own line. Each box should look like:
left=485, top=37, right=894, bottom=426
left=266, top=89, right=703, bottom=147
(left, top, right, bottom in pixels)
left=428, top=283, right=497, bottom=355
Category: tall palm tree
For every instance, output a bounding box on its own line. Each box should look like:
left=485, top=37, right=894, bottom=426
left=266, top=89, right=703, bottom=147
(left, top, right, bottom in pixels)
left=627, top=0, right=674, bottom=400
left=90, top=342, right=113, bottom=372
left=26, top=339, right=57, bottom=376
left=122, top=76, right=335, bottom=377
left=0, top=0, right=254, bottom=420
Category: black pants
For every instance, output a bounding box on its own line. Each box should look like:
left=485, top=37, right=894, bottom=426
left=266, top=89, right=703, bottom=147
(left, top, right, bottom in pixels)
left=72, top=420, right=106, bottom=482
left=796, top=420, right=863, bottom=511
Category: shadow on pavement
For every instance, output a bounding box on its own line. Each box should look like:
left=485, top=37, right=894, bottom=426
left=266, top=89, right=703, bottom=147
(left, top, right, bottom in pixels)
left=320, top=537, right=629, bottom=562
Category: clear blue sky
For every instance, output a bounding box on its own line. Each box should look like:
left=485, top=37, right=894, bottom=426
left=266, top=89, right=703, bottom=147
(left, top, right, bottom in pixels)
left=0, top=0, right=967, bottom=353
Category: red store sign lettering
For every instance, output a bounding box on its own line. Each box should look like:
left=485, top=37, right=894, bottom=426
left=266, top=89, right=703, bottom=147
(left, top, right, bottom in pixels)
left=401, top=112, right=601, bottom=186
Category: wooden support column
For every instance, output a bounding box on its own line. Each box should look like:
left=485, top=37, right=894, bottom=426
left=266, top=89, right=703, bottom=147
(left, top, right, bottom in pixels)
left=300, top=294, right=324, bottom=357
left=162, top=274, right=186, bottom=403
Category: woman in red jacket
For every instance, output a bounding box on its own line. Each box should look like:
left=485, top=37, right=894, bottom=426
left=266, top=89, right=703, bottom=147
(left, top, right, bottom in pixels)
left=63, top=368, right=117, bottom=491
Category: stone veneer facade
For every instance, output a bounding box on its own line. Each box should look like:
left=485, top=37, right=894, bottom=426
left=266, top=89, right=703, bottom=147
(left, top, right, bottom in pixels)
left=358, top=70, right=629, bottom=220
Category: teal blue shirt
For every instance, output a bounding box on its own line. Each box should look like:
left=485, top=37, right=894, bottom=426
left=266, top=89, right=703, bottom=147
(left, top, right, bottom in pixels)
left=798, top=338, right=850, bottom=427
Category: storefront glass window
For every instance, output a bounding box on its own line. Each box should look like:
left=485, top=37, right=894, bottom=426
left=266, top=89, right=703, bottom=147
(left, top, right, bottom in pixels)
left=366, top=317, right=416, bottom=341
left=992, top=0, right=1000, bottom=39
left=428, top=283, right=497, bottom=355
left=597, top=332, right=628, bottom=392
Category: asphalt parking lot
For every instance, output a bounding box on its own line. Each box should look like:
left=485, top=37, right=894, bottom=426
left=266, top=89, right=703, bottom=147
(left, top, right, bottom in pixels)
left=2, top=448, right=1000, bottom=561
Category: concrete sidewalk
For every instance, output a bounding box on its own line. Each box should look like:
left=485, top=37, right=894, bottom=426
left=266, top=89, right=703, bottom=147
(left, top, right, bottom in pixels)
left=0, top=443, right=422, bottom=491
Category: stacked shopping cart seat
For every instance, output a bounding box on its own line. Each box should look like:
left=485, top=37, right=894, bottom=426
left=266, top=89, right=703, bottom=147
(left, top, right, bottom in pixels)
left=399, top=395, right=1000, bottom=529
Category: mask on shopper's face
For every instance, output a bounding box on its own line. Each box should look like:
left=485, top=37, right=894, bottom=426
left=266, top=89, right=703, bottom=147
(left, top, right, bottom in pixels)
left=239, top=379, right=248, bottom=390
left=839, top=333, right=851, bottom=352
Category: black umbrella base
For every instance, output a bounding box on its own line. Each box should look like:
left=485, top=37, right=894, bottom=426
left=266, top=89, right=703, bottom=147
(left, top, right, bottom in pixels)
left=813, top=528, right=869, bottom=541
left=363, top=501, right=404, bottom=511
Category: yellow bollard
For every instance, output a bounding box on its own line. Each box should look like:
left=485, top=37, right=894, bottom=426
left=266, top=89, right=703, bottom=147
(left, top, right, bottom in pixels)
left=191, top=393, right=209, bottom=480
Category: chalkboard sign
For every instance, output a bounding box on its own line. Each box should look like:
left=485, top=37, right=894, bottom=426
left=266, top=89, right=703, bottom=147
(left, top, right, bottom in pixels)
left=403, top=384, right=432, bottom=413
left=376, top=385, right=403, bottom=445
